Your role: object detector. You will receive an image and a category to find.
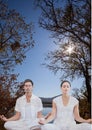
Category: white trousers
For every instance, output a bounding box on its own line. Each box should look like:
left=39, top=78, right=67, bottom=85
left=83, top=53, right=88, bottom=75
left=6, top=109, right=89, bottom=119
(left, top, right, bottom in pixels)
left=41, top=124, right=58, bottom=130
left=56, top=123, right=92, bottom=130
left=75, top=123, right=92, bottom=130
left=4, top=120, right=30, bottom=130
left=4, top=120, right=57, bottom=130
left=4, top=120, right=91, bottom=130
left=41, top=123, right=92, bottom=130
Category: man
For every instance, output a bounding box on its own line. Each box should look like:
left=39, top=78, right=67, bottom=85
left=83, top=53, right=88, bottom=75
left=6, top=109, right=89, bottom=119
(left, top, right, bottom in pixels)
left=0, top=79, right=43, bottom=130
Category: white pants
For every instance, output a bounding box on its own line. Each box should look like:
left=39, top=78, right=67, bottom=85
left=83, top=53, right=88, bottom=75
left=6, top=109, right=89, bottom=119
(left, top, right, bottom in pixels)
left=4, top=120, right=30, bottom=130
left=41, top=123, right=92, bottom=130
left=55, top=123, right=92, bottom=130
left=4, top=120, right=57, bottom=130
left=5, top=120, right=91, bottom=130
left=75, top=123, right=92, bottom=130
left=41, top=124, right=58, bottom=130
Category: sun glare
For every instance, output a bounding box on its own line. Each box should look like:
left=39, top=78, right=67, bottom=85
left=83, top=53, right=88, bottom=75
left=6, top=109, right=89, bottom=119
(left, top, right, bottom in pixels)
left=66, top=45, right=74, bottom=54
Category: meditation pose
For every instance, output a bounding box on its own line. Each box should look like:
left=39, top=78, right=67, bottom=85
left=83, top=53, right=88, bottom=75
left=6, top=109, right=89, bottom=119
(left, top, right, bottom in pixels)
left=39, top=80, right=92, bottom=130
left=0, top=79, right=43, bottom=130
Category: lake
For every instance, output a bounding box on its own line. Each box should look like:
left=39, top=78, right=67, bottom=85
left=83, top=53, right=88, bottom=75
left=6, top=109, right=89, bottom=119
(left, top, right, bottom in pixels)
left=42, top=107, right=52, bottom=116
left=42, top=107, right=53, bottom=123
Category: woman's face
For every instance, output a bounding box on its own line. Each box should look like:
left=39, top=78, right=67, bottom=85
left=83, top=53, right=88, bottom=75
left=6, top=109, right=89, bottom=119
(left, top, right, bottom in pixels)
left=61, top=82, right=71, bottom=94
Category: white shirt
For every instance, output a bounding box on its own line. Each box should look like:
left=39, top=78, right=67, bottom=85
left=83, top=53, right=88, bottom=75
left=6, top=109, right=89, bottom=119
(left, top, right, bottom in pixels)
left=15, top=94, right=43, bottom=127
left=53, top=96, right=79, bottom=128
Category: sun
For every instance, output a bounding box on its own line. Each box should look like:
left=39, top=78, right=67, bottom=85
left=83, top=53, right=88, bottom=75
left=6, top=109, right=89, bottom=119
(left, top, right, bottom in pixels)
left=66, top=45, right=74, bottom=54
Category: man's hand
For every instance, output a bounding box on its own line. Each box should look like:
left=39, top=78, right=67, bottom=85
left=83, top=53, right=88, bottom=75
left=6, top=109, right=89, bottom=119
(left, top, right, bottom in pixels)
left=38, top=118, right=46, bottom=125
left=0, top=115, right=8, bottom=122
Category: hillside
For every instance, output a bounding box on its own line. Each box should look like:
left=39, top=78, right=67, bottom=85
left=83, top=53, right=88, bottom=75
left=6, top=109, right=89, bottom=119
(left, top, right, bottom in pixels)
left=40, top=94, right=61, bottom=107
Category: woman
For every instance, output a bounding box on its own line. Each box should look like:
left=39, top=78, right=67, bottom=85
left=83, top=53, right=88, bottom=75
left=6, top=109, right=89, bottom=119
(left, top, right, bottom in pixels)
left=39, top=80, right=92, bottom=130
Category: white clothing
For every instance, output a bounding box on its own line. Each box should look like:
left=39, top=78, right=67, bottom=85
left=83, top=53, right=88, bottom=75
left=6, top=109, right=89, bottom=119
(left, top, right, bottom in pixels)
left=52, top=96, right=91, bottom=130
left=4, top=94, right=43, bottom=130
left=40, top=96, right=92, bottom=130
left=41, top=124, right=58, bottom=130
left=4, top=120, right=30, bottom=130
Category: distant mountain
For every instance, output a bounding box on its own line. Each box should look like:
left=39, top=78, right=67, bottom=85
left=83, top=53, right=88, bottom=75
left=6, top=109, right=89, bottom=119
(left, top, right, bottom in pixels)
left=40, top=94, right=61, bottom=107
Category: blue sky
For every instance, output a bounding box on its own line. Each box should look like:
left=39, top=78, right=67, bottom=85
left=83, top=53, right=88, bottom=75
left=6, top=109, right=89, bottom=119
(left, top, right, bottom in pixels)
left=7, top=0, right=84, bottom=97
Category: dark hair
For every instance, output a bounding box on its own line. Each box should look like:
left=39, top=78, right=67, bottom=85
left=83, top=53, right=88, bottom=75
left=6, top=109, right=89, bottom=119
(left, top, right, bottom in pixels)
left=24, top=79, right=34, bottom=86
left=60, top=80, right=71, bottom=87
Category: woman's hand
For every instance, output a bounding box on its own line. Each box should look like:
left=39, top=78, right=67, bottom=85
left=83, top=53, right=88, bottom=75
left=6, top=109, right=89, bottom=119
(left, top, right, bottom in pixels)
left=0, top=115, right=8, bottom=122
left=44, top=112, right=51, bottom=119
left=86, top=119, right=92, bottom=124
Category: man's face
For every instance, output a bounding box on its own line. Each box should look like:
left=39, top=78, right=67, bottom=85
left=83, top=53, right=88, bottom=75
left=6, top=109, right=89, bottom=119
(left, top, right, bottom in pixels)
left=23, top=82, right=33, bottom=93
